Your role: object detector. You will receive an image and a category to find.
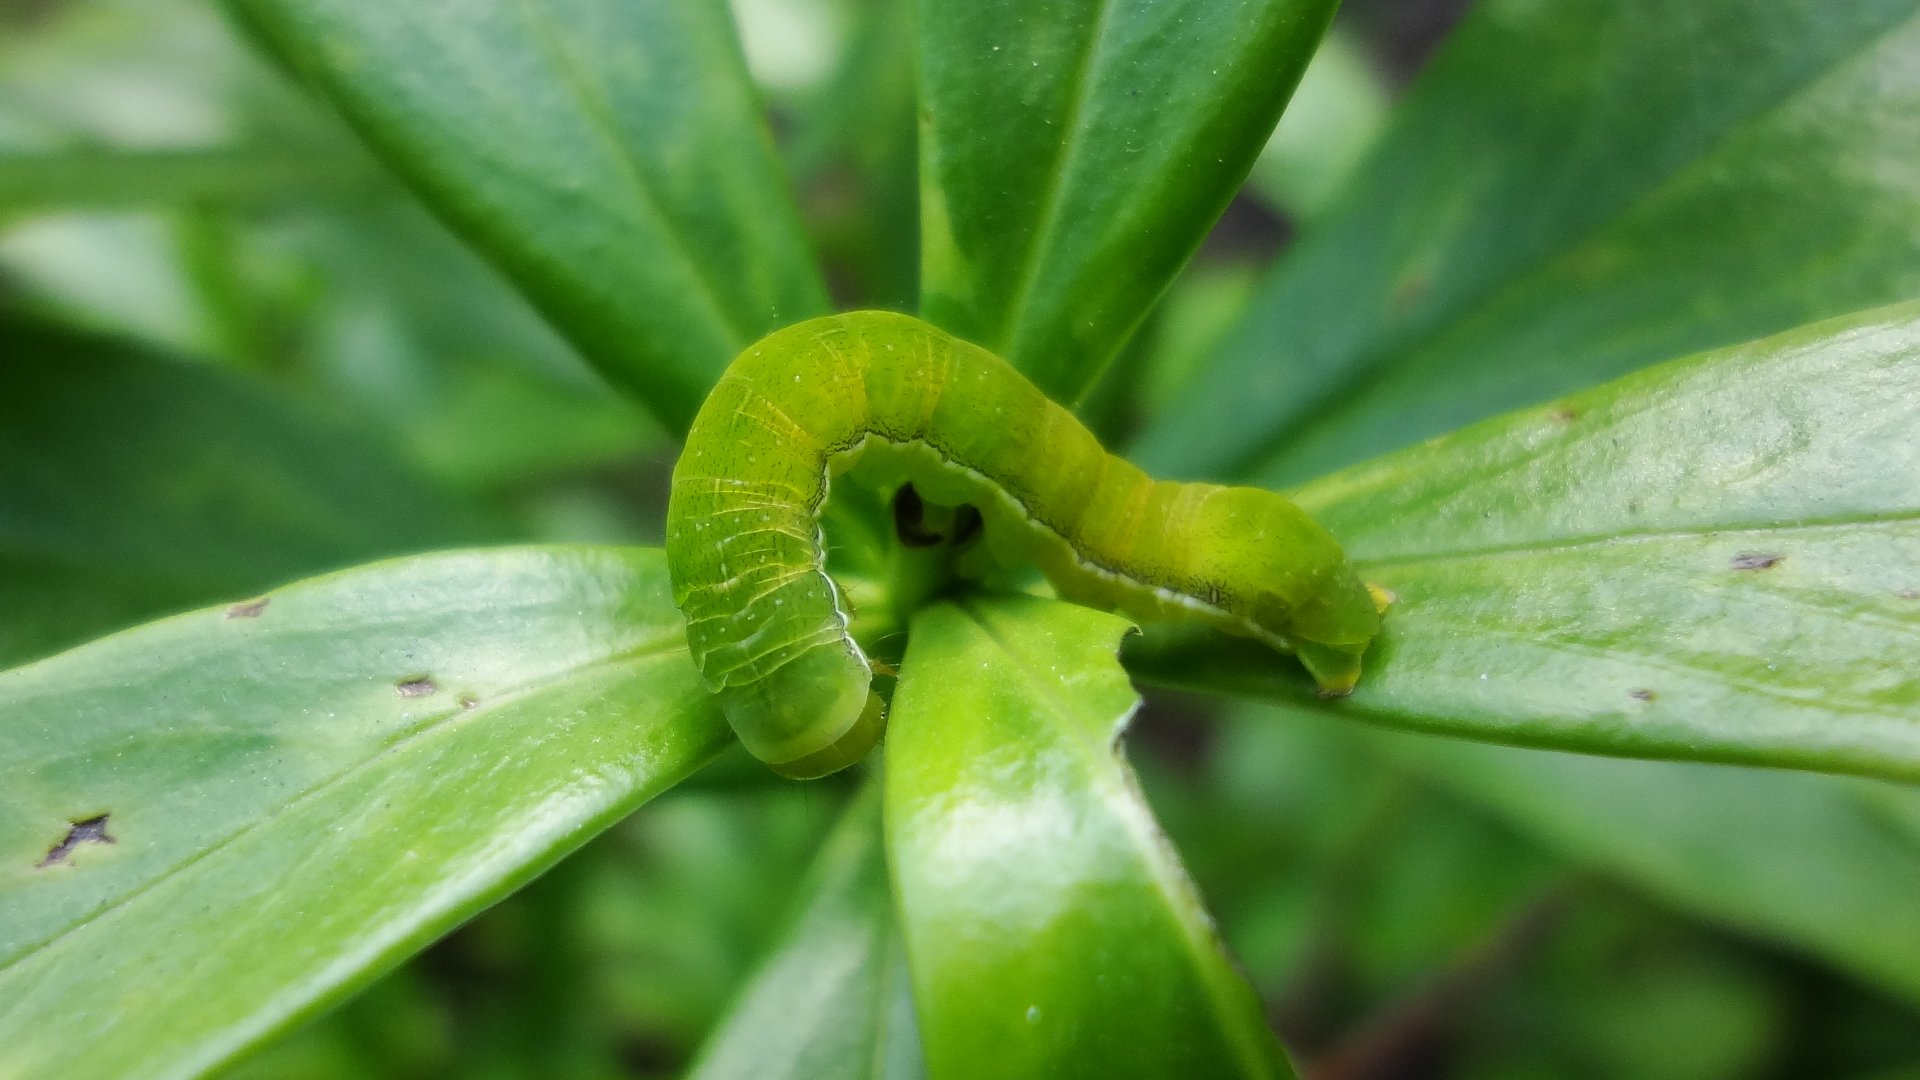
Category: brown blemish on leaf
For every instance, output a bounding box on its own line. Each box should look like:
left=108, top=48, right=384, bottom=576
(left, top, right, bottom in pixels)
left=1730, top=552, right=1783, bottom=571
left=36, top=814, right=114, bottom=868
left=1897, top=589, right=1919, bottom=601
left=396, top=675, right=440, bottom=698
left=225, top=597, right=270, bottom=619
left=1548, top=405, right=1579, bottom=424
left=1629, top=688, right=1657, bottom=702
left=456, top=693, right=479, bottom=710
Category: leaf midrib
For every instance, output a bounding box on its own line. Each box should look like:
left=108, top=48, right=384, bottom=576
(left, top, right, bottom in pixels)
left=507, top=0, right=761, bottom=352
left=1348, top=507, right=1920, bottom=568
left=989, top=0, right=1118, bottom=366
left=954, top=599, right=1284, bottom=1079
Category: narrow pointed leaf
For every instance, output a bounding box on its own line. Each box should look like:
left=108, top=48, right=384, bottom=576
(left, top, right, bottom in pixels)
left=0, top=548, right=729, bottom=1079
left=1131, top=304, right=1920, bottom=781
left=886, top=595, right=1293, bottom=1079
left=1138, top=0, right=1920, bottom=482
left=688, top=783, right=923, bottom=1080
left=227, top=0, right=829, bottom=432
left=916, top=0, right=1337, bottom=406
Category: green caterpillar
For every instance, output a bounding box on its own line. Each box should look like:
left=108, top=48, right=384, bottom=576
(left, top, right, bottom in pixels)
left=667, top=312, right=1383, bottom=778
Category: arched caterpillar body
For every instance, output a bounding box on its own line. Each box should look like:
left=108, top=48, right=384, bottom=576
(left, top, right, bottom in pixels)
left=667, top=312, right=1382, bottom=778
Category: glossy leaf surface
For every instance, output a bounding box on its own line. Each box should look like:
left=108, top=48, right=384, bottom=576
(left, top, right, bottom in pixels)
left=916, top=0, right=1338, bottom=406
left=688, top=784, right=923, bottom=1080
left=1138, top=0, right=1920, bottom=483
left=886, top=595, right=1292, bottom=1079
left=0, top=318, right=491, bottom=667
left=0, top=548, right=729, bottom=1079
left=1132, top=305, right=1920, bottom=781
left=229, top=0, right=829, bottom=432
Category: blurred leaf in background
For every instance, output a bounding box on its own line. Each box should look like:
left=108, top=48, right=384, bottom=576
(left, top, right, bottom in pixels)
left=1137, top=0, right=1920, bottom=485
left=0, top=317, right=495, bottom=665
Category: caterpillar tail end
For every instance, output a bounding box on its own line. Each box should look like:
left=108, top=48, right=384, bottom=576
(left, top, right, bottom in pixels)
left=1301, top=584, right=1391, bottom=696
left=1296, top=642, right=1365, bottom=699
left=767, top=691, right=889, bottom=780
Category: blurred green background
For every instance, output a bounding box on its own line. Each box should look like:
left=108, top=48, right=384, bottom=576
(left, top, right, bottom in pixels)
left=5, top=0, right=1919, bottom=1076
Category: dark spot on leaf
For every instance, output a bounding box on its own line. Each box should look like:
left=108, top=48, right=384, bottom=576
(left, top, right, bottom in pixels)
left=1731, top=552, right=1783, bottom=571
left=1898, top=589, right=1919, bottom=601
left=225, top=597, right=270, bottom=619
left=1629, top=688, right=1657, bottom=702
left=396, top=675, right=439, bottom=698
left=36, top=814, right=114, bottom=868
left=1548, top=405, right=1578, bottom=424
left=456, top=693, right=479, bottom=710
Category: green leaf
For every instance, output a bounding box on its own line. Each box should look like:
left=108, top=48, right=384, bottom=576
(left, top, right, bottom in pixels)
left=0, top=547, right=729, bottom=1079
left=0, top=317, right=493, bottom=666
left=885, top=595, right=1293, bottom=1078
left=269, top=201, right=668, bottom=493
left=227, top=0, right=830, bottom=433
left=688, top=782, right=923, bottom=1080
left=567, top=785, right=844, bottom=1056
left=0, top=147, right=380, bottom=216
left=772, top=0, right=921, bottom=313
left=916, top=0, right=1338, bottom=407
left=1131, top=303, right=1920, bottom=781
left=1362, top=723, right=1920, bottom=1008
left=1137, top=0, right=1920, bottom=483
